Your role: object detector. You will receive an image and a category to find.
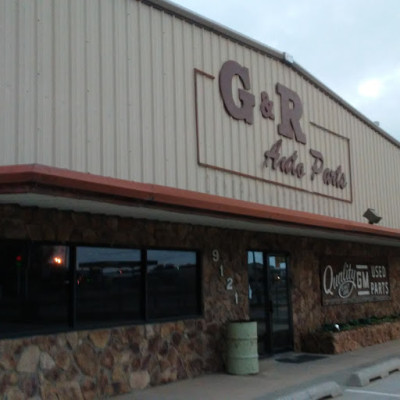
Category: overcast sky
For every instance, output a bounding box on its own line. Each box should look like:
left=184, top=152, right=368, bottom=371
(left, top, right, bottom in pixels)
left=171, top=0, right=400, bottom=141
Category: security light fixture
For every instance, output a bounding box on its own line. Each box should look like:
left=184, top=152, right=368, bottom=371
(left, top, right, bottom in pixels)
left=363, top=208, right=382, bottom=225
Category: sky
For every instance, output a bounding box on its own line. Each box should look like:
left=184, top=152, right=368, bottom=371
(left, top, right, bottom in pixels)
left=171, top=0, right=400, bottom=141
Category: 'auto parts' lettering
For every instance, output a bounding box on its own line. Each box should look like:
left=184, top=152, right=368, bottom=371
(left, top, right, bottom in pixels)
left=219, top=60, right=348, bottom=190
left=263, top=140, right=347, bottom=187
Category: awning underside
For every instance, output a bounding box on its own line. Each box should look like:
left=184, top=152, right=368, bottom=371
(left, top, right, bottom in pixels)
left=0, top=164, right=399, bottom=248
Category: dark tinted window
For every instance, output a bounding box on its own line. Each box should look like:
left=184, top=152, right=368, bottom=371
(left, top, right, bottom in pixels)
left=0, top=241, right=201, bottom=336
left=147, top=250, right=199, bottom=319
left=0, top=242, right=69, bottom=334
left=76, top=247, right=142, bottom=323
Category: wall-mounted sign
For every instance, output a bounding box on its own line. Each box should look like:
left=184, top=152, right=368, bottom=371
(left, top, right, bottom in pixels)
left=320, top=258, right=390, bottom=305
left=218, top=60, right=348, bottom=189
left=194, top=60, right=352, bottom=202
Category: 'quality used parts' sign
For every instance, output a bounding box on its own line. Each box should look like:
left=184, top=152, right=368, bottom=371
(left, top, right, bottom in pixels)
left=321, top=258, right=390, bottom=305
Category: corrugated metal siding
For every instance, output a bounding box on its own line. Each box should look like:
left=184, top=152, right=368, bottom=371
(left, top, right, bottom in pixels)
left=0, top=0, right=399, bottom=228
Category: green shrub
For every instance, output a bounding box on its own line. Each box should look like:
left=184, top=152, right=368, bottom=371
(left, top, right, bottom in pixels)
left=320, top=314, right=400, bottom=332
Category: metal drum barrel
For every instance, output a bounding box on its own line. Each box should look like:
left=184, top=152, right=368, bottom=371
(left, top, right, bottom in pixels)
left=226, top=321, right=259, bottom=375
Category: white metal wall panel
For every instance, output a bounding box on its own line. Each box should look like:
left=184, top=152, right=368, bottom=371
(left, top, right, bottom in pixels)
left=0, top=0, right=400, bottom=228
left=0, top=1, right=17, bottom=165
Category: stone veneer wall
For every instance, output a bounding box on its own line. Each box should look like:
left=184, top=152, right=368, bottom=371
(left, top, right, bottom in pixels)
left=289, top=237, right=400, bottom=350
left=0, top=204, right=400, bottom=398
left=0, top=321, right=219, bottom=399
left=0, top=205, right=248, bottom=399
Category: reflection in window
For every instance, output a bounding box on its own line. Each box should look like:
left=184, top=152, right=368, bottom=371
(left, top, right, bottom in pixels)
left=147, top=250, right=199, bottom=319
left=268, top=255, right=289, bottom=336
left=0, top=243, right=69, bottom=334
left=248, top=251, right=265, bottom=306
left=0, top=242, right=201, bottom=337
left=76, top=247, right=142, bottom=323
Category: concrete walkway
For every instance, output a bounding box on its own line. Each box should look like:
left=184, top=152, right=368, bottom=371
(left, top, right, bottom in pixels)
left=113, top=339, right=400, bottom=400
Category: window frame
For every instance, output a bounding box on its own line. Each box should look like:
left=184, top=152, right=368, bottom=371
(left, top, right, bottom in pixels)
left=0, top=239, right=203, bottom=339
left=145, top=248, right=202, bottom=321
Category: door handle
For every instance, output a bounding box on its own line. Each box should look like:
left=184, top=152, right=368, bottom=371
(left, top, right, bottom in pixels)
left=269, top=300, right=273, bottom=313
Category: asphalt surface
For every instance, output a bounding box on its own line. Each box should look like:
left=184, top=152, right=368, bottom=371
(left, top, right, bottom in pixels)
left=113, top=339, right=400, bottom=400
left=342, top=372, right=400, bottom=399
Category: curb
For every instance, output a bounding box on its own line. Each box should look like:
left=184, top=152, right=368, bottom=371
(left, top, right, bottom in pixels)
left=274, top=381, right=343, bottom=400
left=347, top=358, right=400, bottom=387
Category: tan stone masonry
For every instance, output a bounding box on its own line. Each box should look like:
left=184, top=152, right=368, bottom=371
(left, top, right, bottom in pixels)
left=0, top=322, right=220, bottom=399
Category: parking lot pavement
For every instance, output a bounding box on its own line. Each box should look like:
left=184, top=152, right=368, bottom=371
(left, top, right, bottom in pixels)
left=114, top=340, right=400, bottom=400
left=270, top=365, right=400, bottom=400
left=343, top=372, right=400, bottom=399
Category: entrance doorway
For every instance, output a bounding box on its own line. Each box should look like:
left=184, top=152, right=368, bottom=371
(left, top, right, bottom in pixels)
left=248, top=251, right=293, bottom=355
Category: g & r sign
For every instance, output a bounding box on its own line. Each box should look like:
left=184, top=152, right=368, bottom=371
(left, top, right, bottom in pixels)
left=219, top=60, right=347, bottom=190
left=194, top=60, right=352, bottom=201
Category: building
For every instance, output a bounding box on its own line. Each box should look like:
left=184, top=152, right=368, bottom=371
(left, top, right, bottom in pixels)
left=1, top=0, right=400, bottom=398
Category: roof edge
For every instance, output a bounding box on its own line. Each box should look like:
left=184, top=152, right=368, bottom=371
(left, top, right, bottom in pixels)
left=142, top=0, right=400, bottom=149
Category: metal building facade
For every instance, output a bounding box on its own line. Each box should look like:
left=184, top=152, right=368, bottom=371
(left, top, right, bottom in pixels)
left=1, top=1, right=400, bottom=397
left=1, top=0, right=399, bottom=228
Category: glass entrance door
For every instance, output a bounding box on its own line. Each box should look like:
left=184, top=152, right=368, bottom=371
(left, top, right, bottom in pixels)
left=267, top=254, right=292, bottom=352
left=248, top=251, right=292, bottom=355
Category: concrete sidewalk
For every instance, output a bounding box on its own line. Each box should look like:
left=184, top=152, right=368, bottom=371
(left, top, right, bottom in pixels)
left=113, top=339, right=400, bottom=400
